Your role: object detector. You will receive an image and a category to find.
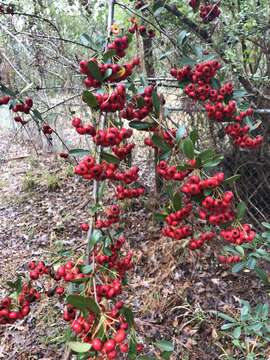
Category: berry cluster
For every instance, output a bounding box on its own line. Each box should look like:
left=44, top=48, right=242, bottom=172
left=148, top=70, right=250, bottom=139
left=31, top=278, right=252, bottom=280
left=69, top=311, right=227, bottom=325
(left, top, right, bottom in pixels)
left=96, top=205, right=120, bottom=229
left=189, top=232, right=215, bottom=250
left=188, top=0, right=199, bottom=9
left=80, top=58, right=140, bottom=88
left=74, top=156, right=118, bottom=181
left=225, top=123, right=263, bottom=148
left=71, top=117, right=96, bottom=135
left=120, top=85, right=155, bottom=121
left=74, top=155, right=140, bottom=184
left=93, top=127, right=133, bottom=147
left=135, top=0, right=145, bottom=9
left=12, top=97, right=33, bottom=114
left=159, top=160, right=257, bottom=260
left=42, top=124, right=53, bottom=135
left=115, top=185, right=145, bottom=200
left=0, top=3, right=15, bottom=14
left=220, top=224, right=256, bottom=245
left=107, top=35, right=129, bottom=59
left=199, top=191, right=235, bottom=225
left=14, top=116, right=28, bottom=125
left=170, top=66, right=192, bottom=83
left=200, top=3, right=221, bottom=23
left=144, top=129, right=177, bottom=149
left=112, top=143, right=135, bottom=160
left=218, top=255, right=241, bottom=264
left=28, top=260, right=49, bottom=280
left=95, top=85, right=126, bottom=112
left=128, top=17, right=155, bottom=38
left=0, top=95, right=10, bottom=105
left=205, top=100, right=237, bottom=122
left=165, top=204, right=193, bottom=226
left=162, top=225, right=193, bottom=240
left=0, top=284, right=39, bottom=324
left=171, top=61, right=263, bottom=149
left=114, top=166, right=140, bottom=184
left=181, top=173, right=225, bottom=195
left=157, top=161, right=190, bottom=181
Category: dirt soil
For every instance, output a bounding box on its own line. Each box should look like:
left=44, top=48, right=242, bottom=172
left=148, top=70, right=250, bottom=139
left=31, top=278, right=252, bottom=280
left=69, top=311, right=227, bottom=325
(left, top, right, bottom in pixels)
left=0, top=130, right=269, bottom=360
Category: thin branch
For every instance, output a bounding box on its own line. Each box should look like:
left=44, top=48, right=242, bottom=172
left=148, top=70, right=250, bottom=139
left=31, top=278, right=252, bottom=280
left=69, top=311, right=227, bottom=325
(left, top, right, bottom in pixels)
left=18, top=32, right=97, bottom=51
left=41, top=94, right=81, bottom=114
left=12, top=11, right=60, bottom=34
left=115, top=1, right=178, bottom=49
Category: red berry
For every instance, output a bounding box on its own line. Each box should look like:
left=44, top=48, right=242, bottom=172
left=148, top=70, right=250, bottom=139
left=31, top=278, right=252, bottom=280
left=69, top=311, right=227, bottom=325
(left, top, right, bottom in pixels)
left=92, top=338, right=103, bottom=351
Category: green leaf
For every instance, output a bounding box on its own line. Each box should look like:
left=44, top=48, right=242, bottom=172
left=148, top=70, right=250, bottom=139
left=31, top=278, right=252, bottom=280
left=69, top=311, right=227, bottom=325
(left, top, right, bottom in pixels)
left=246, top=257, right=256, bottom=270
left=154, top=213, right=167, bottom=222
left=177, top=30, right=189, bottom=46
left=262, top=232, right=270, bottom=240
left=261, top=303, right=269, bottom=318
left=231, top=262, right=245, bottom=273
left=103, top=247, right=112, bottom=256
left=155, top=340, right=174, bottom=352
left=80, top=265, right=93, bottom=274
left=176, top=125, right=186, bottom=141
left=102, top=49, right=116, bottom=63
left=179, top=56, right=196, bottom=66
left=32, top=109, right=43, bottom=121
left=247, top=323, right=262, bottom=333
left=193, top=45, right=203, bottom=59
left=129, top=121, right=154, bottom=131
left=215, top=312, right=236, bottom=323
left=0, top=82, right=16, bottom=96
left=82, top=90, right=99, bottom=109
left=211, top=78, right=221, bottom=90
left=89, top=229, right=103, bottom=250
left=71, top=277, right=91, bottom=284
left=255, top=267, right=269, bottom=285
left=233, top=90, right=248, bottom=98
left=240, top=301, right=250, bottom=320
left=262, top=222, right=270, bottom=230
left=128, top=337, right=137, bottom=359
left=103, top=68, right=113, bottom=81
left=221, top=323, right=237, bottom=330
left=159, top=51, right=173, bottom=61
left=136, top=96, right=145, bottom=108
left=223, top=174, right=241, bottom=185
left=152, top=89, right=160, bottom=117
left=235, top=246, right=245, bottom=257
left=153, top=0, right=165, bottom=12
left=69, top=148, right=89, bottom=156
left=80, top=33, right=92, bottom=46
left=236, top=201, right=246, bottom=221
left=87, top=60, right=102, bottom=82
left=152, top=134, right=171, bottom=152
left=101, top=151, right=120, bottom=164
left=203, top=156, right=224, bottom=168
left=190, top=129, right=198, bottom=144
left=173, top=192, right=182, bottom=211
left=182, top=138, right=194, bottom=159
left=160, top=150, right=171, bottom=160
left=233, top=326, right=242, bottom=339
left=198, top=149, right=216, bottom=162
left=161, top=352, right=172, bottom=360
left=68, top=341, right=91, bottom=353
left=120, top=307, right=134, bottom=327
left=66, top=295, right=100, bottom=314
left=7, top=277, right=22, bottom=292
